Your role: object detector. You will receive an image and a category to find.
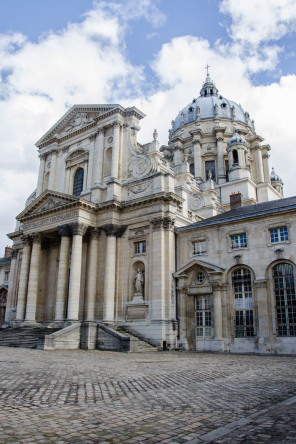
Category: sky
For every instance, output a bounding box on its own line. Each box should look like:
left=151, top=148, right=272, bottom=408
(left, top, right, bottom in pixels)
left=1, top=0, right=296, bottom=254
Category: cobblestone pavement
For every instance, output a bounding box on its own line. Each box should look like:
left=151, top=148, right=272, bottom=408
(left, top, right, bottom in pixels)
left=0, top=348, right=295, bottom=443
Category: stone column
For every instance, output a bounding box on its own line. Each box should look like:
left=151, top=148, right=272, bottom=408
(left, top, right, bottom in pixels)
left=25, top=234, right=42, bottom=322
left=192, top=135, right=202, bottom=181
left=254, top=145, right=264, bottom=183
left=216, top=132, right=226, bottom=183
left=4, top=249, right=18, bottom=322
left=111, top=120, right=121, bottom=179
left=86, top=228, right=101, bottom=321
left=16, top=236, right=32, bottom=321
left=213, top=284, right=223, bottom=339
left=67, top=223, right=88, bottom=321
left=102, top=224, right=126, bottom=323
left=262, top=146, right=271, bottom=183
left=36, top=154, right=46, bottom=197
left=65, top=167, right=71, bottom=194
left=94, top=128, right=105, bottom=184
left=48, top=149, right=58, bottom=190
left=55, top=225, right=71, bottom=321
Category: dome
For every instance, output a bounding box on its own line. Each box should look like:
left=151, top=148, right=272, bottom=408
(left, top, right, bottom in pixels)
left=171, top=74, right=255, bottom=133
left=270, top=167, right=283, bottom=183
left=227, top=132, right=247, bottom=146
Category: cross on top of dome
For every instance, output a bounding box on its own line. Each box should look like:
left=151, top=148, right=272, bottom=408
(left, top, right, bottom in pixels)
left=200, top=65, right=219, bottom=97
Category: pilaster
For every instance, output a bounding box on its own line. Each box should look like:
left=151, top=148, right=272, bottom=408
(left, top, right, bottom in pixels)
left=36, top=154, right=46, bottom=197
left=86, top=227, right=101, bottom=321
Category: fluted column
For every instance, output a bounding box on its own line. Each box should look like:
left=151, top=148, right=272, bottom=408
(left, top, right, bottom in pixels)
left=94, top=128, right=105, bottom=184
left=86, top=228, right=101, bottom=320
left=111, top=120, right=121, bottom=179
left=16, top=236, right=32, bottom=321
left=25, top=233, right=42, bottom=322
left=216, top=132, right=226, bottom=183
left=55, top=225, right=71, bottom=321
left=213, top=284, right=223, bottom=339
left=48, top=149, right=58, bottom=190
left=102, top=224, right=126, bottom=323
left=67, top=223, right=88, bottom=321
left=36, top=154, right=46, bottom=197
left=192, top=135, right=202, bottom=181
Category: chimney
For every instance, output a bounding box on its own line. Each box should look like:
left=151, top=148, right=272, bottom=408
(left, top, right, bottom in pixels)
left=5, top=246, right=12, bottom=258
left=230, top=192, right=243, bottom=210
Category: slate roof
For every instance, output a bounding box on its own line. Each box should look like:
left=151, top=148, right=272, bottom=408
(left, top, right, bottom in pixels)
left=176, top=196, right=296, bottom=232
left=0, top=257, right=11, bottom=265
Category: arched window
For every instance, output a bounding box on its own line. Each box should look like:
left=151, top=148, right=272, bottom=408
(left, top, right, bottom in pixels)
left=232, top=149, right=238, bottom=166
left=73, top=168, right=84, bottom=196
left=232, top=268, right=254, bottom=337
left=273, top=263, right=296, bottom=336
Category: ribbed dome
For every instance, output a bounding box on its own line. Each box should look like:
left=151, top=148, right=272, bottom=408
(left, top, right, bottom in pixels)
left=171, top=74, right=255, bottom=133
left=227, top=132, right=247, bottom=146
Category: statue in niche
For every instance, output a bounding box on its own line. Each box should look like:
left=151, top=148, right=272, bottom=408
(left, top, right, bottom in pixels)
left=134, top=268, right=144, bottom=295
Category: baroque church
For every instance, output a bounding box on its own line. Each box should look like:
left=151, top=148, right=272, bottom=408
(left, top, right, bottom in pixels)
left=3, top=72, right=296, bottom=354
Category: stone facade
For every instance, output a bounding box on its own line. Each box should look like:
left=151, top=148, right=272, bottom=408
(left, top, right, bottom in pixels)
left=4, top=74, right=294, bottom=353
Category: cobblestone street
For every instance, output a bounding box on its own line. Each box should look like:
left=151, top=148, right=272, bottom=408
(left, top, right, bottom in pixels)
left=0, top=348, right=295, bottom=443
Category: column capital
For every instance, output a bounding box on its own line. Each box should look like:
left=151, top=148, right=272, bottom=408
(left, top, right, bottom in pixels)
left=58, top=224, right=71, bottom=237
left=31, top=233, right=43, bottom=244
left=113, top=119, right=122, bottom=128
left=69, top=222, right=88, bottom=237
left=21, top=234, right=31, bottom=246
left=38, top=153, right=46, bottom=160
left=89, top=132, right=97, bottom=141
left=10, top=249, right=18, bottom=259
left=89, top=227, right=101, bottom=240
left=151, top=216, right=175, bottom=231
left=103, top=224, right=127, bottom=237
left=50, top=148, right=59, bottom=155
left=96, top=127, right=105, bottom=136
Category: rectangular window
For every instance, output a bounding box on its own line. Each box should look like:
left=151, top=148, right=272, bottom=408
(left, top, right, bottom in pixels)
left=134, top=241, right=146, bottom=255
left=231, top=233, right=247, bottom=249
left=270, top=227, right=288, bottom=243
left=193, top=240, right=207, bottom=256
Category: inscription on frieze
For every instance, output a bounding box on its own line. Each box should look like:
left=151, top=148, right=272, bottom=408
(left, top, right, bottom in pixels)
left=23, top=211, right=79, bottom=230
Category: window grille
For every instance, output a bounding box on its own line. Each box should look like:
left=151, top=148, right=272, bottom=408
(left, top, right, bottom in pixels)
left=231, top=233, right=247, bottom=249
left=73, top=168, right=84, bottom=196
left=134, top=241, right=146, bottom=255
left=232, top=268, right=254, bottom=337
left=193, top=240, right=207, bottom=255
left=273, top=263, right=296, bottom=336
left=270, top=227, right=288, bottom=243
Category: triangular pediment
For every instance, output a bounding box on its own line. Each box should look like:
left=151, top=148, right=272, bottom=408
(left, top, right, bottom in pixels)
left=36, top=104, right=123, bottom=146
left=17, top=191, right=79, bottom=220
left=173, top=258, right=225, bottom=278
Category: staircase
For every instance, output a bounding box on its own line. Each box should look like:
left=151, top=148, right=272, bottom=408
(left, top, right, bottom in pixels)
left=0, top=327, right=61, bottom=349
left=117, top=327, right=159, bottom=352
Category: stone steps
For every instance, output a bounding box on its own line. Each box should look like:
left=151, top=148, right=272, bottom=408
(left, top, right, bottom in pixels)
left=117, top=327, right=158, bottom=352
left=0, top=327, right=61, bottom=349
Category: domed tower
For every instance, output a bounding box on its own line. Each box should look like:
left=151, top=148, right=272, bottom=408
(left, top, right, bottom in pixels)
left=270, top=167, right=284, bottom=196
left=166, top=71, right=283, bottom=209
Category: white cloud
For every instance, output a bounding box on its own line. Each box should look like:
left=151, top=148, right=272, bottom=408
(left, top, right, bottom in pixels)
left=220, top=0, right=296, bottom=45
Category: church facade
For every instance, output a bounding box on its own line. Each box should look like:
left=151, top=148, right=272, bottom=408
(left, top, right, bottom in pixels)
left=4, top=73, right=295, bottom=353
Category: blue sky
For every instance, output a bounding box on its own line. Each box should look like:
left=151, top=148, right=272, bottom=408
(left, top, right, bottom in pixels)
left=0, top=0, right=296, bottom=253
